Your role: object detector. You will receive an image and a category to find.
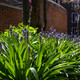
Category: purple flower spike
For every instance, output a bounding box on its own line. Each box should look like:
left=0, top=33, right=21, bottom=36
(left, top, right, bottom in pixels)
left=9, top=26, right=12, bottom=31
left=25, top=34, right=28, bottom=38
left=49, top=26, right=54, bottom=32
left=23, top=30, right=26, bottom=36
left=74, top=35, right=77, bottom=40
left=16, top=33, right=19, bottom=39
left=13, top=32, right=19, bottom=39
left=48, top=33, right=51, bottom=39
left=9, top=26, right=12, bottom=35
left=54, top=29, right=56, bottom=33
left=20, top=36, right=23, bottom=41
left=24, top=27, right=27, bottom=31
left=27, top=30, right=29, bottom=37
left=10, top=31, right=12, bottom=35
left=25, top=30, right=29, bottom=43
left=24, top=30, right=29, bottom=38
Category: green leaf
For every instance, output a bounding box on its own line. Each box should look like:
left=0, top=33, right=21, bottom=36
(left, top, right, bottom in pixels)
left=30, top=68, right=39, bottom=80
left=36, top=44, right=45, bottom=71
left=44, top=52, right=60, bottom=72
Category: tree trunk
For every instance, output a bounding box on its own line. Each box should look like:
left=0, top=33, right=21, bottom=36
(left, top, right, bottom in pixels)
left=43, top=0, right=47, bottom=31
left=77, top=14, right=80, bottom=35
left=22, top=0, right=47, bottom=31
left=23, top=0, right=29, bottom=25
left=31, top=0, right=43, bottom=32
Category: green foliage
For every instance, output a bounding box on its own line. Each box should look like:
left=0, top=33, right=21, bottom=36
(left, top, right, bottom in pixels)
left=0, top=23, right=80, bottom=80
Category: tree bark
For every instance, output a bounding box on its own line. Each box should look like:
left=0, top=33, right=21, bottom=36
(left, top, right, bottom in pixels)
left=22, top=0, right=47, bottom=32
left=31, top=0, right=42, bottom=32
left=23, top=0, right=29, bottom=25
left=43, top=0, right=47, bottom=31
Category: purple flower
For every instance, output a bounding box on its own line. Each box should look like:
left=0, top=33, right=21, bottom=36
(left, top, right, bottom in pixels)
left=45, top=33, right=48, bottom=38
left=55, top=34, right=60, bottom=39
left=26, top=30, right=29, bottom=38
left=14, top=32, right=19, bottom=39
left=23, top=31, right=27, bottom=36
left=10, top=31, right=12, bottom=35
left=48, top=33, right=51, bottom=39
left=23, top=27, right=27, bottom=36
left=24, top=30, right=29, bottom=43
left=9, top=26, right=12, bottom=31
left=24, top=27, right=27, bottom=31
left=20, top=36, right=23, bottom=41
left=9, top=26, right=12, bottom=35
left=23, top=28, right=29, bottom=39
left=49, top=26, right=54, bottom=32
left=53, top=29, right=56, bottom=35
left=27, top=30, right=29, bottom=37
left=25, top=35, right=28, bottom=38
left=75, top=39, right=79, bottom=43
left=16, top=33, right=19, bottom=39
left=73, top=35, right=77, bottom=40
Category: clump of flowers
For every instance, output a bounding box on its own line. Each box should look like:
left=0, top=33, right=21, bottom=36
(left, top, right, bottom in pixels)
left=40, top=26, right=80, bottom=43
left=23, top=27, right=29, bottom=43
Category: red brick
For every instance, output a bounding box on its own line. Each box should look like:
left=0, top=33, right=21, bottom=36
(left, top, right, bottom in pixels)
left=0, top=5, right=23, bottom=32
left=41, top=1, right=67, bottom=33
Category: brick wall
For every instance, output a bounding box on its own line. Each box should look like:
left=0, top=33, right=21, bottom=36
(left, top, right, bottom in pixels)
left=0, top=1, right=67, bottom=33
left=0, top=5, right=23, bottom=32
left=41, top=1, right=67, bottom=33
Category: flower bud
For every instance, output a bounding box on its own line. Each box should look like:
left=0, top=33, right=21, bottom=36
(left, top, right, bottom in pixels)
left=27, top=30, right=29, bottom=37
left=9, top=26, right=12, bottom=31
left=23, top=31, right=26, bottom=36
left=20, top=36, right=23, bottom=41
left=24, top=27, right=27, bottom=31
left=48, top=35, right=51, bottom=39
left=53, top=29, right=56, bottom=35
left=49, top=27, right=54, bottom=32
left=9, top=26, right=12, bottom=35
left=16, top=33, right=19, bottom=39
left=26, top=30, right=29, bottom=43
